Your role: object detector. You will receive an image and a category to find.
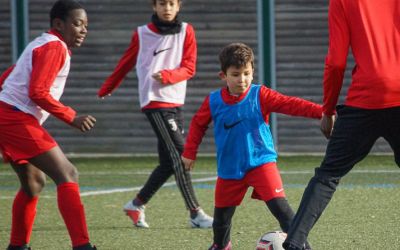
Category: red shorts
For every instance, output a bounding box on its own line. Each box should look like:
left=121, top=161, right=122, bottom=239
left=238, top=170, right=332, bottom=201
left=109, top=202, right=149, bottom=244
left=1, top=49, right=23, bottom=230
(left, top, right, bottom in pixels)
left=0, top=101, right=57, bottom=164
left=215, top=162, right=286, bottom=207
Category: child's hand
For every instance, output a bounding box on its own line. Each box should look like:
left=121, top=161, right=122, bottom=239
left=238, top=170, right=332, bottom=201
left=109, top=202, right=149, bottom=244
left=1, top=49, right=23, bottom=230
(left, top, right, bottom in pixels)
left=181, top=156, right=195, bottom=171
left=71, top=115, right=96, bottom=132
left=98, top=85, right=113, bottom=99
left=99, top=93, right=111, bottom=100
left=152, top=72, right=163, bottom=83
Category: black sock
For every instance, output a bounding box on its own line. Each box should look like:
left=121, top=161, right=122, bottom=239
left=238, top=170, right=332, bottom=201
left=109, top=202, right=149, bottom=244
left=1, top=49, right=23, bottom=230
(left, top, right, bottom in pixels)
left=190, top=207, right=200, bottom=219
left=266, top=198, right=312, bottom=249
left=266, top=197, right=295, bottom=232
left=132, top=196, right=144, bottom=206
left=213, top=206, right=236, bottom=247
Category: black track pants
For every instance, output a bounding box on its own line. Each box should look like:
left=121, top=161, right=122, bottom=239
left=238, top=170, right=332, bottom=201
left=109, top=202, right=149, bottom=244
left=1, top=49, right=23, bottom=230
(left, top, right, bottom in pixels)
left=284, top=105, right=400, bottom=249
left=137, top=108, right=200, bottom=210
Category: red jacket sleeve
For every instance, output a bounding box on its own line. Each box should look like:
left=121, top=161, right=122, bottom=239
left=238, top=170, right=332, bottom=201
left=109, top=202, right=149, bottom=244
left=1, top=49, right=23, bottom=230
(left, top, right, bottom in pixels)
left=98, top=30, right=139, bottom=97
left=182, top=95, right=211, bottom=160
left=323, top=0, right=350, bottom=115
left=29, top=41, right=76, bottom=124
left=160, top=24, right=197, bottom=84
left=0, top=65, right=15, bottom=91
left=260, top=86, right=322, bottom=120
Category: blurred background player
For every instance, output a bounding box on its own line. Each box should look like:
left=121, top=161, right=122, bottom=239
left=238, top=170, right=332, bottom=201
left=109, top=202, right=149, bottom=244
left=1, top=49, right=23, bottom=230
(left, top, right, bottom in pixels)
left=283, top=0, right=400, bottom=249
left=0, top=0, right=96, bottom=249
left=182, top=43, right=319, bottom=250
left=97, top=0, right=213, bottom=228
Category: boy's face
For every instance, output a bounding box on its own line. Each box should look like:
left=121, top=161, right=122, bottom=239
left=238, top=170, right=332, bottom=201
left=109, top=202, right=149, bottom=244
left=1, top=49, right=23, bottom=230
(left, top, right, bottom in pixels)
left=153, top=0, right=181, bottom=22
left=220, top=62, right=254, bottom=95
left=53, top=9, right=88, bottom=48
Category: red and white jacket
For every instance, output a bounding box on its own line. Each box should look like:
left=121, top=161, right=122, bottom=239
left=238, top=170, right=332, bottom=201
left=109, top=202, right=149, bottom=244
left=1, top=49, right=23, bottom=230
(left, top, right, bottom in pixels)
left=0, top=29, right=76, bottom=124
left=98, top=22, right=197, bottom=109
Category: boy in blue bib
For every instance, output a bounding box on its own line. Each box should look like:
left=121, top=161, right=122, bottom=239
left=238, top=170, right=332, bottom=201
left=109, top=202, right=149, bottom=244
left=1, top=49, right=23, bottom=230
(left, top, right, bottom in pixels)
left=182, top=43, right=321, bottom=250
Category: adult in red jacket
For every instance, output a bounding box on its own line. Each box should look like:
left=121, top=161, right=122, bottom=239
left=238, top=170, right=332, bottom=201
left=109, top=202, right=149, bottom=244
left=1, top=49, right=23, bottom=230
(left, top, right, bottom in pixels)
left=284, top=0, right=400, bottom=249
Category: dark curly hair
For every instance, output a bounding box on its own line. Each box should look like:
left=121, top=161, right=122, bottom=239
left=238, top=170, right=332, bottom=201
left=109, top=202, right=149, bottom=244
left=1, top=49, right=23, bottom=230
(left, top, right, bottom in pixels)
left=219, top=43, right=254, bottom=73
left=50, top=0, right=84, bottom=27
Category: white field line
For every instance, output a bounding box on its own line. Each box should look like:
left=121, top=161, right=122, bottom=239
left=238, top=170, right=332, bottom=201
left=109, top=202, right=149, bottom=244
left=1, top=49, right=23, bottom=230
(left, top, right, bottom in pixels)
left=1, top=169, right=399, bottom=200
left=80, top=176, right=217, bottom=197
left=0, top=176, right=217, bottom=200
left=0, top=169, right=399, bottom=176
left=0, top=171, right=215, bottom=176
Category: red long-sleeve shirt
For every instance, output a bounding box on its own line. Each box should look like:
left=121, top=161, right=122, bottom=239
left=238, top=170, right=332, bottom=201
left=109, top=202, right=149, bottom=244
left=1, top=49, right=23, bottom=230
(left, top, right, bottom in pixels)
left=0, top=30, right=76, bottom=123
left=183, top=85, right=322, bottom=160
left=98, top=23, right=197, bottom=109
left=323, top=0, right=400, bottom=115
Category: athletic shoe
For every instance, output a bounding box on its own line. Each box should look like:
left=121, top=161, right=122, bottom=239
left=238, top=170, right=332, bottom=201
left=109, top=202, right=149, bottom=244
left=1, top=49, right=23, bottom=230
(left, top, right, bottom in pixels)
left=123, top=201, right=149, bottom=228
left=73, top=243, right=97, bottom=250
left=282, top=242, right=303, bottom=250
left=190, top=208, right=213, bottom=228
left=208, top=241, right=232, bottom=250
left=7, top=245, right=31, bottom=250
left=303, top=243, right=312, bottom=250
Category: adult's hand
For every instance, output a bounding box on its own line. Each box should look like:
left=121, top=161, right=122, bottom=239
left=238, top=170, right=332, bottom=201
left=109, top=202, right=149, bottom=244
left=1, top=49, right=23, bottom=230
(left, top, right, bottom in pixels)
left=320, top=114, right=335, bottom=139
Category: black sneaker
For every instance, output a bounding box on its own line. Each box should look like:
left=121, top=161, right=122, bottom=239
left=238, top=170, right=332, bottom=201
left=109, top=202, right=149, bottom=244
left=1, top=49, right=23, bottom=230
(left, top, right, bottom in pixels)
left=7, top=245, right=31, bottom=250
left=282, top=242, right=303, bottom=250
left=73, top=243, right=97, bottom=250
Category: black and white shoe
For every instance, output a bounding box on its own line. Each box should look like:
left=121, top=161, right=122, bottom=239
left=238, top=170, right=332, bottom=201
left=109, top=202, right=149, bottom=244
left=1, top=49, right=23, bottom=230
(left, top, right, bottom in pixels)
left=73, top=243, right=97, bottom=250
left=7, top=245, right=31, bottom=250
left=190, top=208, right=213, bottom=228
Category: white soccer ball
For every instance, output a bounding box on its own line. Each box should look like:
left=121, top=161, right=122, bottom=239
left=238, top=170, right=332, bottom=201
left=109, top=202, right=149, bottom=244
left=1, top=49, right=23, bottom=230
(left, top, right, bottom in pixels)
left=256, top=231, right=287, bottom=250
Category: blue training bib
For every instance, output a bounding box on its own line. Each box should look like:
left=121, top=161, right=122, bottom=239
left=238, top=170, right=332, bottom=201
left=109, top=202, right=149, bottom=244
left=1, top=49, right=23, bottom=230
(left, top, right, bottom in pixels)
left=209, top=84, right=277, bottom=179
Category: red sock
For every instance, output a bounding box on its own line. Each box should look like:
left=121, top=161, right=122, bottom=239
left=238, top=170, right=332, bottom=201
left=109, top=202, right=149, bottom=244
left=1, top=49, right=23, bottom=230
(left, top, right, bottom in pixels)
left=57, top=182, right=90, bottom=247
left=10, top=190, right=38, bottom=246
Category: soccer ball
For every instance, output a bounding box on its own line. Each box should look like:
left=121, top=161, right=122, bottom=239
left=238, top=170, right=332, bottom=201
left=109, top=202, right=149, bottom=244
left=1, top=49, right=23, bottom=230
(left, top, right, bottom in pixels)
left=256, top=231, right=287, bottom=250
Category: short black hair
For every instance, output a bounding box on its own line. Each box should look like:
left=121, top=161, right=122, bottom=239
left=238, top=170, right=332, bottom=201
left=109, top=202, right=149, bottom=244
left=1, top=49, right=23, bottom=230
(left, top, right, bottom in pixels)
left=152, top=0, right=182, bottom=5
left=219, top=43, right=254, bottom=73
left=50, top=0, right=84, bottom=27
